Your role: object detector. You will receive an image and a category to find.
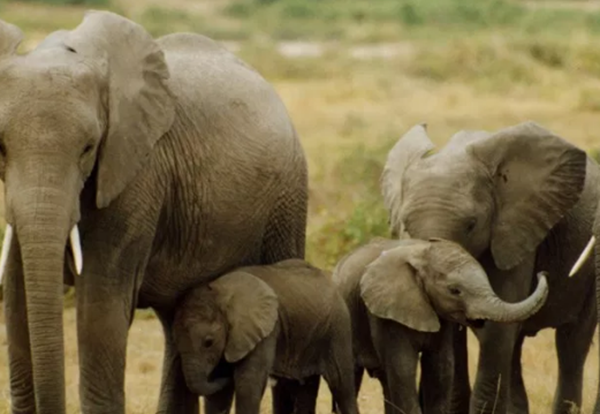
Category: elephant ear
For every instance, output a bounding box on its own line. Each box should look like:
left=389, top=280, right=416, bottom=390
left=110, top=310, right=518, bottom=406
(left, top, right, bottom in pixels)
left=360, top=243, right=440, bottom=332
left=467, top=121, right=587, bottom=270
left=381, top=124, right=436, bottom=236
left=211, top=271, right=279, bottom=363
left=0, top=19, right=23, bottom=59
left=64, top=11, right=175, bottom=208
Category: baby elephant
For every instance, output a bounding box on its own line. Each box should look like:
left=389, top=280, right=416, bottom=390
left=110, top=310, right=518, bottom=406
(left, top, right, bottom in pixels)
left=173, top=259, right=359, bottom=414
left=333, top=237, right=549, bottom=414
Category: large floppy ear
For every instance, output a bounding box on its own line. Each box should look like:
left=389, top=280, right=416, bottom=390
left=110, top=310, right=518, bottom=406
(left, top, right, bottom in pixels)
left=360, top=243, right=440, bottom=332
left=467, top=121, right=587, bottom=270
left=381, top=124, right=436, bottom=236
left=0, top=19, right=23, bottom=59
left=64, top=11, right=175, bottom=208
left=210, top=271, right=279, bottom=363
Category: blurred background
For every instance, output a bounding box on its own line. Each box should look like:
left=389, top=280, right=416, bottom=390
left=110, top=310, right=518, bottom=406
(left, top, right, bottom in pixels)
left=0, top=0, right=599, bottom=412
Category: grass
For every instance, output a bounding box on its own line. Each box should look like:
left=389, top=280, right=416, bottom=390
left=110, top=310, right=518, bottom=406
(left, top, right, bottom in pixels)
left=1, top=0, right=600, bottom=411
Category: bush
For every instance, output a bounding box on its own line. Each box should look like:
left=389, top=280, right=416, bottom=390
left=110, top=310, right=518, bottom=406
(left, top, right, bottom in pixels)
left=306, top=138, right=394, bottom=269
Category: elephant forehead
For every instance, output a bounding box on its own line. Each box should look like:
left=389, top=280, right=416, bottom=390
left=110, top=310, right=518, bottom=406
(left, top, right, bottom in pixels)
left=0, top=50, right=103, bottom=105
left=0, top=68, right=103, bottom=141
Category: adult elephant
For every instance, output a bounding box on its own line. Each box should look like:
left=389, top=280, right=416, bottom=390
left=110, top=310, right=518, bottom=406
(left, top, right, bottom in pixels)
left=381, top=121, right=598, bottom=414
left=0, top=11, right=307, bottom=414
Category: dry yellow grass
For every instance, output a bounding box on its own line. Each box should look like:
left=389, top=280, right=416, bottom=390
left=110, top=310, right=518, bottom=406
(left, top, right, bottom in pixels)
left=0, top=0, right=600, bottom=412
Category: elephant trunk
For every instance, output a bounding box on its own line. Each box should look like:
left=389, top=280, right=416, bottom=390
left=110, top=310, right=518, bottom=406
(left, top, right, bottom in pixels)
left=466, top=272, right=549, bottom=323
left=3, top=156, right=82, bottom=414
left=182, top=366, right=230, bottom=396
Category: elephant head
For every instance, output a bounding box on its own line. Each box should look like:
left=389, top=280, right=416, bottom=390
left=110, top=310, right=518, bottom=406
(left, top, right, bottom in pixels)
left=381, top=122, right=587, bottom=271
left=359, top=238, right=549, bottom=331
left=173, top=271, right=279, bottom=395
left=0, top=11, right=174, bottom=409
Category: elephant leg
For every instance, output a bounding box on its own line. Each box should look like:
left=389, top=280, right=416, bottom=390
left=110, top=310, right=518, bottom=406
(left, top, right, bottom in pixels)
left=419, top=323, right=456, bottom=414
left=155, top=308, right=199, bottom=414
left=324, top=366, right=359, bottom=414
left=354, top=366, right=364, bottom=398
left=76, top=253, right=142, bottom=414
left=470, top=322, right=518, bottom=414
left=449, top=325, right=471, bottom=414
left=271, top=378, right=297, bottom=414
left=553, top=292, right=596, bottom=414
left=383, top=353, right=420, bottom=414
left=204, top=382, right=234, bottom=414
left=293, top=376, right=320, bottom=414
left=377, top=375, right=396, bottom=414
left=333, top=367, right=363, bottom=414
left=4, top=239, right=36, bottom=414
left=508, top=333, right=528, bottom=414
left=372, top=320, right=420, bottom=414
left=233, top=333, right=276, bottom=414
left=470, top=257, right=534, bottom=414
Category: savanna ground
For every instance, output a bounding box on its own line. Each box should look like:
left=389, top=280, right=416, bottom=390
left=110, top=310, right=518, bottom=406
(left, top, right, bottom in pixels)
left=0, top=0, right=600, bottom=412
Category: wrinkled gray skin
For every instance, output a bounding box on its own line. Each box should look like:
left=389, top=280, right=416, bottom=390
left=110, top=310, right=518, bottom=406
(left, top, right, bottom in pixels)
left=332, top=237, right=549, bottom=414
left=0, top=11, right=307, bottom=414
left=382, top=121, right=598, bottom=414
left=173, top=259, right=359, bottom=414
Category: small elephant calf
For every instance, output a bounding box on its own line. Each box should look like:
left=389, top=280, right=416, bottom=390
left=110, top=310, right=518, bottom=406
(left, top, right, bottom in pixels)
left=332, top=237, right=549, bottom=414
left=172, top=258, right=359, bottom=414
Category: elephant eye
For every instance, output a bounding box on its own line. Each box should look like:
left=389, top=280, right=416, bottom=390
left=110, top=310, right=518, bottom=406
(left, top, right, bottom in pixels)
left=465, top=218, right=477, bottom=233
left=0, top=141, right=6, bottom=157
left=203, top=338, right=214, bottom=348
left=449, top=287, right=462, bottom=296
left=81, top=143, right=94, bottom=157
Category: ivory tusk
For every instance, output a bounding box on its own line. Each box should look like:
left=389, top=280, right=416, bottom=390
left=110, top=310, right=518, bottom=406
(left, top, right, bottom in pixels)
left=0, top=224, right=13, bottom=285
left=69, top=225, right=83, bottom=275
left=569, top=235, right=595, bottom=277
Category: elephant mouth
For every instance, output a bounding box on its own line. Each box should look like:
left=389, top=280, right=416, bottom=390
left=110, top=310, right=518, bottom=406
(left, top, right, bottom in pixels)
left=208, top=358, right=234, bottom=382
left=466, top=318, right=486, bottom=329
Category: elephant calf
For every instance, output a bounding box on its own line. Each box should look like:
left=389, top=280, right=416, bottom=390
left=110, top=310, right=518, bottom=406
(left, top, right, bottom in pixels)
left=332, top=237, right=549, bottom=414
left=172, top=259, right=359, bottom=414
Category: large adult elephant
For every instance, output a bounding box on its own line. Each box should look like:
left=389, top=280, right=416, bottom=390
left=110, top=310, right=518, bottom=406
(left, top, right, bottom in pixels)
left=0, top=11, right=308, bottom=414
left=381, top=121, right=598, bottom=414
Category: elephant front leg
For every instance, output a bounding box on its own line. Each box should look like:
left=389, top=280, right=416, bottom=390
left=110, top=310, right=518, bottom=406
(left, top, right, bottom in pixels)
left=508, top=334, right=529, bottom=414
left=419, top=323, right=456, bottom=414
left=470, top=321, right=520, bottom=414
left=3, top=241, right=36, bottom=414
left=449, top=324, right=471, bottom=413
left=76, top=272, right=136, bottom=414
left=155, top=308, right=200, bottom=414
left=553, top=291, right=596, bottom=414
left=232, top=335, right=276, bottom=414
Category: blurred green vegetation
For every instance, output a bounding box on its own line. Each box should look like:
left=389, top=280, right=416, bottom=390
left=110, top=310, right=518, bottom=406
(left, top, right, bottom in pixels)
left=12, top=0, right=111, bottom=6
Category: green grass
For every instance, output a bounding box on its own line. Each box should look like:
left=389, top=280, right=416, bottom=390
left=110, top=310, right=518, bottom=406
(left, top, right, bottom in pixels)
left=220, top=0, right=600, bottom=41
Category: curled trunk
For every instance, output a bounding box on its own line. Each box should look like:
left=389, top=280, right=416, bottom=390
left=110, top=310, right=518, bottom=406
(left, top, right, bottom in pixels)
left=467, top=272, right=549, bottom=323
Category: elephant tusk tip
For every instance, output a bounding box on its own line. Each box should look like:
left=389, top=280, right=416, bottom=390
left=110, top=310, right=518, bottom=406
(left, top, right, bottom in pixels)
left=568, top=235, right=595, bottom=277
left=0, top=224, right=14, bottom=285
left=69, top=225, right=83, bottom=276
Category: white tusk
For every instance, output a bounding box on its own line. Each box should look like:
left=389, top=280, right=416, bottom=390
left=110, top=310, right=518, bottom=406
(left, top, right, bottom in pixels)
left=69, top=225, right=83, bottom=275
left=0, top=224, right=13, bottom=285
left=569, top=235, right=595, bottom=277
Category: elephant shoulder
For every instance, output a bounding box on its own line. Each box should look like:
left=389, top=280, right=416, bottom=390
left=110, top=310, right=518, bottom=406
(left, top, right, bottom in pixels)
left=332, top=237, right=402, bottom=290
